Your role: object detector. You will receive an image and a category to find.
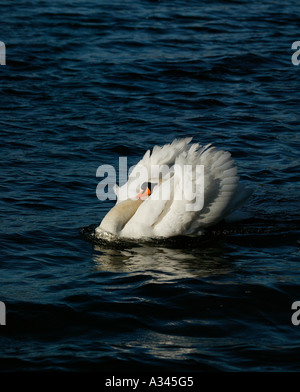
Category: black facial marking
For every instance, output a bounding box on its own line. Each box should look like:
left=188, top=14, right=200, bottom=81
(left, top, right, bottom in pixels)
left=149, top=182, right=157, bottom=191
left=141, top=182, right=157, bottom=192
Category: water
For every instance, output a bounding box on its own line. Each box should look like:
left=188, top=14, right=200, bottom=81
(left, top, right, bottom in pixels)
left=0, top=0, right=300, bottom=372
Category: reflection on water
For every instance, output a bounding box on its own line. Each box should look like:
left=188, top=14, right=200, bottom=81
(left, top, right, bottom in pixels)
left=92, top=242, right=233, bottom=279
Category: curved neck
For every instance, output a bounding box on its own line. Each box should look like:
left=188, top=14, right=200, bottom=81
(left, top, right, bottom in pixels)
left=100, top=199, right=143, bottom=235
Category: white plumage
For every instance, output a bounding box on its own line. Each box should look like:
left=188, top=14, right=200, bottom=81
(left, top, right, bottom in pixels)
left=95, top=138, right=252, bottom=239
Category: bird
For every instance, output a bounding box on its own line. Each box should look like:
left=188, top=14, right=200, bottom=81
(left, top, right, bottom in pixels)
left=95, top=137, right=253, bottom=240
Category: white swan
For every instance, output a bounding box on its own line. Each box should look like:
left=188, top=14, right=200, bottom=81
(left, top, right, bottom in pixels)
left=95, top=138, right=252, bottom=240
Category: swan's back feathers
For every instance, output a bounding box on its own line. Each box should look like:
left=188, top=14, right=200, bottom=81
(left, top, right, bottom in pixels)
left=140, top=137, right=193, bottom=167
left=181, top=145, right=252, bottom=235
left=149, top=142, right=248, bottom=237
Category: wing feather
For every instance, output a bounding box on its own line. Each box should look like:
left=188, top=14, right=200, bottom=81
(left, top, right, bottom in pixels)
left=113, top=139, right=252, bottom=238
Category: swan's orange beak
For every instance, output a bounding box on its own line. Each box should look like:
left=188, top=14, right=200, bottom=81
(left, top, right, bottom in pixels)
left=137, top=187, right=151, bottom=199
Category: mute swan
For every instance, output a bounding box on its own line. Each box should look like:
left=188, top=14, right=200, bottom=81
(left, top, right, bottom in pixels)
left=95, top=138, right=252, bottom=240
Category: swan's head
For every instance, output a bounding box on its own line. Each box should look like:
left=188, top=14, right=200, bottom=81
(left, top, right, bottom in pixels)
left=136, top=181, right=158, bottom=200
left=115, top=168, right=170, bottom=203
left=97, top=177, right=164, bottom=236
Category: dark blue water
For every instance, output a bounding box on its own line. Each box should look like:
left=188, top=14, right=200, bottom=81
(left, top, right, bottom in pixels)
left=0, top=0, right=300, bottom=372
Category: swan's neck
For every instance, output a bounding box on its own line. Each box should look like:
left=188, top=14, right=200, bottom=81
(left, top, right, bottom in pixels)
left=99, top=199, right=143, bottom=235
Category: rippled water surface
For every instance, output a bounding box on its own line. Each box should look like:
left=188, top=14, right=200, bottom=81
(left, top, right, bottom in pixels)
left=0, top=0, right=300, bottom=371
